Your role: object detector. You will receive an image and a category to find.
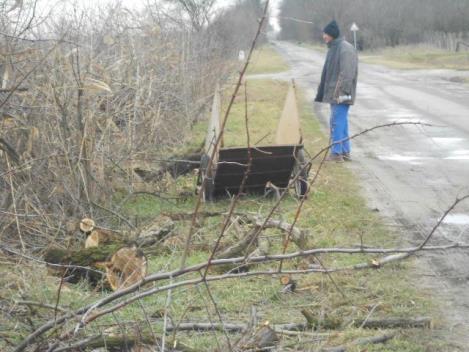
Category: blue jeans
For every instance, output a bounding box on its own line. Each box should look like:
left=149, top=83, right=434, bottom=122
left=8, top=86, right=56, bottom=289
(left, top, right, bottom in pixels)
left=330, top=103, right=350, bottom=155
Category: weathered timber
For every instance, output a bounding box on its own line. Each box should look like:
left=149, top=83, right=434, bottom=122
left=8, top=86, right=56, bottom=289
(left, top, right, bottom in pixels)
left=45, top=217, right=174, bottom=287
left=44, top=244, right=123, bottom=285
left=105, top=246, right=147, bottom=291
left=44, top=242, right=161, bottom=289
left=85, top=228, right=121, bottom=248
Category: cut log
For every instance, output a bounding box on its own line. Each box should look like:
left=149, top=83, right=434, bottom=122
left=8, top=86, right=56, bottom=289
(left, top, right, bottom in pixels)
left=85, top=228, right=121, bottom=248
left=44, top=244, right=124, bottom=285
left=44, top=244, right=151, bottom=290
left=79, top=218, right=95, bottom=233
left=105, top=246, right=147, bottom=291
left=79, top=218, right=123, bottom=248
left=46, top=217, right=175, bottom=288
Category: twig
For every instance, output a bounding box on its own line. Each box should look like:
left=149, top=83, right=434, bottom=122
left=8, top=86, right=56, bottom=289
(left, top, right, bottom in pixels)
left=179, top=0, right=270, bottom=269
left=202, top=80, right=253, bottom=279
left=161, top=276, right=173, bottom=352
left=359, top=302, right=381, bottom=329
left=5, top=154, right=25, bottom=252
left=90, top=201, right=136, bottom=229
left=201, top=279, right=233, bottom=351
left=14, top=300, right=68, bottom=313
left=0, top=36, right=66, bottom=110
left=196, top=285, right=223, bottom=351
left=416, top=195, right=469, bottom=250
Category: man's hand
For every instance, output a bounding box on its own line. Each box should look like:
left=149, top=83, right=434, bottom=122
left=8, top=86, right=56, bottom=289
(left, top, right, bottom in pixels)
left=338, top=95, right=352, bottom=103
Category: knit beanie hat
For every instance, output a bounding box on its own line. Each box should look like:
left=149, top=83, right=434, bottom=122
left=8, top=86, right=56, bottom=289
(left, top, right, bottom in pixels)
left=323, top=20, right=340, bottom=39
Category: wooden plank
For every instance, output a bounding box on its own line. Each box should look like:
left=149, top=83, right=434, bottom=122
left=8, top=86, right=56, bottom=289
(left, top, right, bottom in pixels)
left=275, top=81, right=302, bottom=145
left=204, top=85, right=222, bottom=157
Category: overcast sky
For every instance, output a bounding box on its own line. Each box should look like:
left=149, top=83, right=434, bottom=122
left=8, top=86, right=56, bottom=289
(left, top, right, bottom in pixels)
left=115, top=0, right=283, bottom=31
left=48, top=0, right=283, bottom=32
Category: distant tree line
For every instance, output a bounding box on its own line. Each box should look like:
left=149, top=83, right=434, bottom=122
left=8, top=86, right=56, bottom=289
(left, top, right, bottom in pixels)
left=279, top=0, right=469, bottom=49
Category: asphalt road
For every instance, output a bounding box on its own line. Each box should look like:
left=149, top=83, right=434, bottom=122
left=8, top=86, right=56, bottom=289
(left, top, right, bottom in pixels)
left=270, top=41, right=469, bottom=346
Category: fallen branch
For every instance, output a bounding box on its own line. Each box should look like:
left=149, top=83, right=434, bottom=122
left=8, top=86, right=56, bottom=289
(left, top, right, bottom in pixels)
left=14, top=300, right=68, bottom=313
left=13, top=241, right=468, bottom=351
left=257, top=218, right=307, bottom=249
left=179, top=0, right=270, bottom=269
left=355, top=317, right=431, bottom=329
left=13, top=190, right=469, bottom=352
left=216, top=228, right=257, bottom=260
left=322, top=333, right=396, bottom=352
left=302, top=309, right=431, bottom=330
left=51, top=334, right=197, bottom=352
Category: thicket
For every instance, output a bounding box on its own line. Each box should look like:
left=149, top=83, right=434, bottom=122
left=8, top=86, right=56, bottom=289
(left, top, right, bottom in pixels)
left=0, top=0, right=265, bottom=250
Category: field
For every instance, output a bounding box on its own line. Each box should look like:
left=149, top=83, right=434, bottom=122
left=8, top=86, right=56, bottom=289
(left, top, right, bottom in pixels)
left=360, top=45, right=469, bottom=71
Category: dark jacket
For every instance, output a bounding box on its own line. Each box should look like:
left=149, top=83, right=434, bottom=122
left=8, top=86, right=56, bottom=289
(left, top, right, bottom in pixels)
left=315, top=38, right=358, bottom=105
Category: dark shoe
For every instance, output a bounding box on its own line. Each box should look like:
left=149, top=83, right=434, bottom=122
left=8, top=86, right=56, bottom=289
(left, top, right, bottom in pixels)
left=325, top=153, right=344, bottom=162
left=343, top=153, right=352, bottom=162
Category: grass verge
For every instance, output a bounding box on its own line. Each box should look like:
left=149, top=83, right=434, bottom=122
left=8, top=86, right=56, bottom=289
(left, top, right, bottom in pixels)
left=246, top=44, right=289, bottom=74
left=360, top=45, right=469, bottom=70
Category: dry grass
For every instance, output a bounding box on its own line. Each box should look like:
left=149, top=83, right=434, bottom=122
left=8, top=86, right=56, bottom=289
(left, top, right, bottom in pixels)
left=246, top=44, right=289, bottom=74
left=361, top=45, right=469, bottom=70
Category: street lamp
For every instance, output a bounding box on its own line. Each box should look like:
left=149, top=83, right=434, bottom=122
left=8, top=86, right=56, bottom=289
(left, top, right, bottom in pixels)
left=350, top=22, right=359, bottom=50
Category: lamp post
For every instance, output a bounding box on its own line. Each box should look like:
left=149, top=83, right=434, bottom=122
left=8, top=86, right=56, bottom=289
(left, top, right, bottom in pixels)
left=350, top=22, right=359, bottom=49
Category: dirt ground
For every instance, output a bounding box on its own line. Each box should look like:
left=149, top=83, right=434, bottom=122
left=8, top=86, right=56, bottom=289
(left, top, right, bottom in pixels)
left=261, top=40, right=469, bottom=348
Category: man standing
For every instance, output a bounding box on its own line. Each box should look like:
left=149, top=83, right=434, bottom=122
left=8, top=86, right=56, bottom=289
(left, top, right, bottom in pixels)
left=315, top=20, right=358, bottom=162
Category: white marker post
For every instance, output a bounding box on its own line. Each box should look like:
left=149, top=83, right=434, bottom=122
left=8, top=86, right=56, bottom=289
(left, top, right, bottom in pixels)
left=350, top=22, right=359, bottom=49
